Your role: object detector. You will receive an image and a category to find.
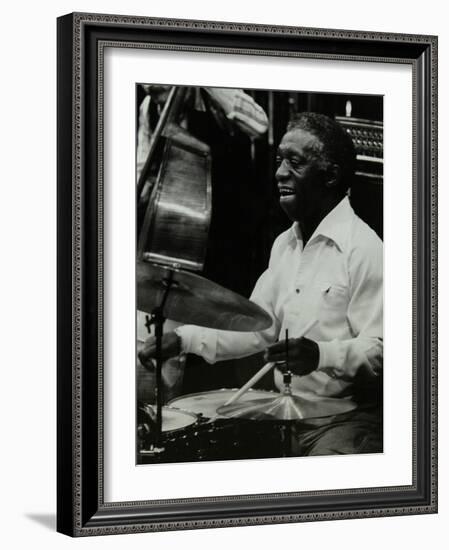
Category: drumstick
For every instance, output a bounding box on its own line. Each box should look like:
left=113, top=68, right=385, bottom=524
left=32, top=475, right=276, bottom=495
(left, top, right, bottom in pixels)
left=222, top=318, right=318, bottom=408
left=225, top=362, right=277, bottom=407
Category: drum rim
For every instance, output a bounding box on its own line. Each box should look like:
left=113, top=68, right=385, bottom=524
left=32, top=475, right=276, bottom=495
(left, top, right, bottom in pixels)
left=140, top=404, right=199, bottom=433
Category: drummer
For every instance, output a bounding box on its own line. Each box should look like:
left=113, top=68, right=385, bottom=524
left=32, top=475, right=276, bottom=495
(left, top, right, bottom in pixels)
left=140, top=112, right=383, bottom=456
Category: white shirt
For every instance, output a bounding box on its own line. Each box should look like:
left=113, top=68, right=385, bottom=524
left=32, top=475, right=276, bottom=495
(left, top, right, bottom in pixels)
left=177, top=197, right=383, bottom=398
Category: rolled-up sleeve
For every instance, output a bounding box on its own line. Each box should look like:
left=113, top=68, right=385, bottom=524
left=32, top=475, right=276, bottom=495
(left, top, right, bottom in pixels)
left=204, top=88, right=268, bottom=138
left=136, top=96, right=151, bottom=181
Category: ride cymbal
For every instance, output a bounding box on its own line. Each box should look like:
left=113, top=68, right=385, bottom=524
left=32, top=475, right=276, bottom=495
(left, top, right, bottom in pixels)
left=217, top=392, right=357, bottom=421
left=137, top=261, right=272, bottom=332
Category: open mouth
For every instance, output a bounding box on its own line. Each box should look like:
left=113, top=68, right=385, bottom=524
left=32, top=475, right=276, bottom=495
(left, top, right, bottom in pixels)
left=278, top=187, right=296, bottom=197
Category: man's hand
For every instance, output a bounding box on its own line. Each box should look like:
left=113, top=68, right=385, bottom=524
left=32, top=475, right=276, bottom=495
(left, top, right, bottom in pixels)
left=264, top=337, right=319, bottom=376
left=138, top=331, right=181, bottom=368
left=141, top=84, right=172, bottom=105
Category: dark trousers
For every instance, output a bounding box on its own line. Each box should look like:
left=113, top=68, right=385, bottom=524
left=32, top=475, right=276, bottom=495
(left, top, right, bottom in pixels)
left=291, top=407, right=383, bottom=456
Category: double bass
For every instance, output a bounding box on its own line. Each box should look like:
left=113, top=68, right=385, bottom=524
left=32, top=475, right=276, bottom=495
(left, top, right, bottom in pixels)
left=137, top=86, right=212, bottom=273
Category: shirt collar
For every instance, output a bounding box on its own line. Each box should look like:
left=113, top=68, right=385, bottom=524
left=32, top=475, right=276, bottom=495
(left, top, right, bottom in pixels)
left=288, top=196, right=354, bottom=252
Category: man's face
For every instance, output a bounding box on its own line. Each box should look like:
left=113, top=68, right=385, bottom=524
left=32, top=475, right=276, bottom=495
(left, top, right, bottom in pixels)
left=275, top=129, right=329, bottom=223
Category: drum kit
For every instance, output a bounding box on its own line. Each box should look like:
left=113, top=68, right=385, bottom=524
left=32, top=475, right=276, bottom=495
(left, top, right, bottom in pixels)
left=136, top=85, right=356, bottom=463
left=136, top=262, right=356, bottom=462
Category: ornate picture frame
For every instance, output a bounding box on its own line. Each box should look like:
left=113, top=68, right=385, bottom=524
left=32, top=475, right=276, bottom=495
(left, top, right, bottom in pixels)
left=57, top=12, right=437, bottom=536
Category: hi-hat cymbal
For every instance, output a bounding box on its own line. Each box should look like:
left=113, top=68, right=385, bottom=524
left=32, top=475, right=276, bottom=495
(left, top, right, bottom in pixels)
left=217, top=392, right=357, bottom=421
left=137, top=261, right=273, bottom=332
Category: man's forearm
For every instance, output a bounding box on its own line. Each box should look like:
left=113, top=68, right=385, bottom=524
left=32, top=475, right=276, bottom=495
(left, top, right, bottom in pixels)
left=316, top=336, right=383, bottom=381
left=175, top=325, right=272, bottom=364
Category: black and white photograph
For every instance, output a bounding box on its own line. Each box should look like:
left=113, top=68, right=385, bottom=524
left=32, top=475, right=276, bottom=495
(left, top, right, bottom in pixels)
left=135, top=84, right=384, bottom=465
left=0, top=0, right=444, bottom=544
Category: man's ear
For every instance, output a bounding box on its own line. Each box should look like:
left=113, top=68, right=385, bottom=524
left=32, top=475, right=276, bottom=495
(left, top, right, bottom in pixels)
left=325, top=163, right=341, bottom=188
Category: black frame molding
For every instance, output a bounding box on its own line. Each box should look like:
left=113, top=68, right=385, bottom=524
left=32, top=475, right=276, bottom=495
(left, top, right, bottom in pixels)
left=57, top=12, right=437, bottom=536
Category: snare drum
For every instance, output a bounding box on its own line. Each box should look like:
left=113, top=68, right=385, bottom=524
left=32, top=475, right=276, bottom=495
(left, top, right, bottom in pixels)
left=168, top=388, right=276, bottom=419
left=138, top=390, right=284, bottom=464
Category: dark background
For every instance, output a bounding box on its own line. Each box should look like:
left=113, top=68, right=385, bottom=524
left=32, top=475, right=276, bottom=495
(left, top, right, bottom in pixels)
left=136, top=86, right=383, bottom=397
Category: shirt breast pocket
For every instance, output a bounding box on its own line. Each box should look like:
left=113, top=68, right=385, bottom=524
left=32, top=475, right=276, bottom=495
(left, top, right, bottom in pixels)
left=319, top=283, right=349, bottom=312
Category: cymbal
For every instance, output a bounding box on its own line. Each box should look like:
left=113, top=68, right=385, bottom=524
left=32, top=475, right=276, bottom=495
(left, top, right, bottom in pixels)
left=217, top=392, right=357, bottom=422
left=137, top=261, right=273, bottom=332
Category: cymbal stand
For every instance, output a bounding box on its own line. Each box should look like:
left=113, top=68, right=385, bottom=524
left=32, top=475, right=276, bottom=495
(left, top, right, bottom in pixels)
left=280, top=329, right=293, bottom=457
left=143, top=267, right=175, bottom=453
left=279, top=369, right=294, bottom=457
